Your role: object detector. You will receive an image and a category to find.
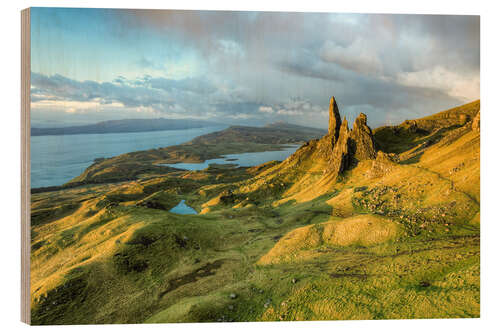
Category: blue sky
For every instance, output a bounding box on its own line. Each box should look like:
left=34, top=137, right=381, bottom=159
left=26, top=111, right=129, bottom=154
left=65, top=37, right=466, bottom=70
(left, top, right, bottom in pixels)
left=30, top=8, right=480, bottom=128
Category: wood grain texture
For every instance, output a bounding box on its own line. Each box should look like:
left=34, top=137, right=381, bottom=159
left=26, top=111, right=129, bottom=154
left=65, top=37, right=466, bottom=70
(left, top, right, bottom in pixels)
left=21, top=7, right=31, bottom=325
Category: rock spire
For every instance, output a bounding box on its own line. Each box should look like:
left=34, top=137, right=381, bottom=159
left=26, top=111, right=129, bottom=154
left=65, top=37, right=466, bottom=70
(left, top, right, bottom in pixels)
left=330, top=117, right=351, bottom=176
left=328, top=96, right=342, bottom=140
left=351, top=113, right=376, bottom=161
left=323, top=97, right=377, bottom=180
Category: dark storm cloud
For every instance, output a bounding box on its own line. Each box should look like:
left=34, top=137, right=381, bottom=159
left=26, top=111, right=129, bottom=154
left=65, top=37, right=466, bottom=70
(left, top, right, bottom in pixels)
left=391, top=14, right=480, bottom=72
left=275, top=48, right=347, bottom=83
left=33, top=10, right=479, bottom=128
left=116, top=10, right=478, bottom=121
left=114, top=10, right=479, bottom=73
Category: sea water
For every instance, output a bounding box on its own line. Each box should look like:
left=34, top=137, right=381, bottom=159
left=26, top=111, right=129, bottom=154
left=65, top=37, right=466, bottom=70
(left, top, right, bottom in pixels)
left=30, top=127, right=300, bottom=188
left=30, top=126, right=226, bottom=188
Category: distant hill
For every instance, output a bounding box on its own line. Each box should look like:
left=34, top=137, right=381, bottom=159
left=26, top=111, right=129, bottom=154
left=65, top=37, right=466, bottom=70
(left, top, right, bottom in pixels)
left=191, top=123, right=327, bottom=145
left=31, top=118, right=222, bottom=136
left=264, top=121, right=325, bottom=131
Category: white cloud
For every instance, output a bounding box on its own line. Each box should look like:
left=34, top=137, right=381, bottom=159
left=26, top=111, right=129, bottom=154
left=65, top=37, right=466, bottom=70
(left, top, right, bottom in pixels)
left=396, top=66, right=480, bottom=102
left=228, top=113, right=253, bottom=119
left=258, top=106, right=274, bottom=113
left=31, top=99, right=125, bottom=113
left=276, top=109, right=304, bottom=116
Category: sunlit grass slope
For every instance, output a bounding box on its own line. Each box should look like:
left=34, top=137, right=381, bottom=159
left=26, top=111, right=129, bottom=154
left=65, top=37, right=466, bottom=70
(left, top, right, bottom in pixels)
left=30, top=101, right=480, bottom=324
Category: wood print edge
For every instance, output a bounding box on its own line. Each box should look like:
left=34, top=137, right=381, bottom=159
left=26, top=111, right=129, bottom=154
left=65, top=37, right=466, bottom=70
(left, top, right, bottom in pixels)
left=21, top=7, right=31, bottom=325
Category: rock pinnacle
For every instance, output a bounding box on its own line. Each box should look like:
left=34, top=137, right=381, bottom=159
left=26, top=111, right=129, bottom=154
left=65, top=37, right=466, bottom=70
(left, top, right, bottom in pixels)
left=328, top=96, right=341, bottom=140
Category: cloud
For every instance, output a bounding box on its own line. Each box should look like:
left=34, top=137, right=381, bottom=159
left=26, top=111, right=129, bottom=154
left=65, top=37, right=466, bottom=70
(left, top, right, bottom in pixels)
left=269, top=98, right=326, bottom=118
left=276, top=57, right=346, bottom=82
left=217, top=39, right=245, bottom=58
left=31, top=72, right=219, bottom=114
left=31, top=72, right=264, bottom=123
left=396, top=66, right=480, bottom=102
left=136, top=57, right=166, bottom=71
left=320, top=39, right=382, bottom=75
left=31, top=10, right=480, bottom=129
left=259, top=106, right=274, bottom=113
left=146, top=76, right=217, bottom=94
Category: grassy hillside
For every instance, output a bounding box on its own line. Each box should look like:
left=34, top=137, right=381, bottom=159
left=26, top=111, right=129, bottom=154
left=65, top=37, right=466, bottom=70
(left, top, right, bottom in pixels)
left=30, top=101, right=480, bottom=324
left=373, top=100, right=479, bottom=154
left=192, top=123, right=326, bottom=145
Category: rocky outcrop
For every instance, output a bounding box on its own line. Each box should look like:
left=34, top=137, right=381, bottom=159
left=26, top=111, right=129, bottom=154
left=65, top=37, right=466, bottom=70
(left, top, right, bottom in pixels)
left=291, top=96, right=377, bottom=181
left=329, top=117, right=351, bottom=176
left=351, top=113, right=376, bottom=161
left=472, top=111, right=480, bottom=132
left=328, top=96, right=342, bottom=140
left=365, top=151, right=398, bottom=179
left=317, top=96, right=342, bottom=159
left=324, top=97, right=377, bottom=180
left=402, top=120, right=419, bottom=133
left=459, top=114, right=470, bottom=126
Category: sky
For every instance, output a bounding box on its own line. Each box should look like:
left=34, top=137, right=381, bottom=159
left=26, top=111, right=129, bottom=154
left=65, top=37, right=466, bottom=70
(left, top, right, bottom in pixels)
left=30, top=8, right=480, bottom=129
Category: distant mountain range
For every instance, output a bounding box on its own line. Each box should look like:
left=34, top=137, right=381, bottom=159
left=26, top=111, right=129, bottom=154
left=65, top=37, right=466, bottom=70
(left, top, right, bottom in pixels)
left=31, top=118, right=326, bottom=137
left=31, top=118, right=222, bottom=136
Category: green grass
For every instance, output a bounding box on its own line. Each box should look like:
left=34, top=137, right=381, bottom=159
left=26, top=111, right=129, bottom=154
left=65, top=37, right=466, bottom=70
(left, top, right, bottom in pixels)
left=30, top=101, right=480, bottom=324
left=30, top=180, right=479, bottom=323
left=31, top=203, right=80, bottom=226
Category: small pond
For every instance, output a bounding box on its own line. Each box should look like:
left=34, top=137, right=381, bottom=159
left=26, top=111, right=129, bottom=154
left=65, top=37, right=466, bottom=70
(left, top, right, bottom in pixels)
left=169, top=200, right=198, bottom=215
